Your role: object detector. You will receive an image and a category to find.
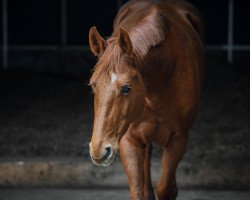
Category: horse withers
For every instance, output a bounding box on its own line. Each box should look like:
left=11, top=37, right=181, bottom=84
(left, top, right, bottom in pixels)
left=88, top=0, right=204, bottom=199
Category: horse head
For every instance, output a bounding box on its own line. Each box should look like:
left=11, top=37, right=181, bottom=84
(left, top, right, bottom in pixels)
left=88, top=26, right=145, bottom=166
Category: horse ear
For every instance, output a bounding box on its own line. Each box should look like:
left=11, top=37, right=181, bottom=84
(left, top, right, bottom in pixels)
left=89, top=26, right=107, bottom=57
left=118, top=27, right=133, bottom=55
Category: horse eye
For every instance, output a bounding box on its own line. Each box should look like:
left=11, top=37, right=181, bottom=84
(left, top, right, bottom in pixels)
left=121, top=85, right=131, bottom=95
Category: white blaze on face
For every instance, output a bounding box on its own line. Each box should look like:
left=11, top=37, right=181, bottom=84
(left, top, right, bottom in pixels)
left=111, top=72, right=117, bottom=84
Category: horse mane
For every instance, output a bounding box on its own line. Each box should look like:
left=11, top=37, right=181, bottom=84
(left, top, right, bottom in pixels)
left=91, top=7, right=167, bottom=83
left=129, top=7, right=166, bottom=58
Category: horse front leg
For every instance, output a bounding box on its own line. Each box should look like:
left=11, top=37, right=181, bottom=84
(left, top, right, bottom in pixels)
left=120, top=134, right=146, bottom=200
left=144, top=143, right=155, bottom=200
left=156, top=133, right=188, bottom=200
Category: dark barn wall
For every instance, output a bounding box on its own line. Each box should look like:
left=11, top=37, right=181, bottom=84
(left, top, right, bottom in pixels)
left=6, top=0, right=250, bottom=46
left=8, top=0, right=61, bottom=45
left=0, top=0, right=248, bottom=73
left=7, top=0, right=116, bottom=45
left=233, top=0, right=250, bottom=45
left=9, top=0, right=118, bottom=45
left=67, top=0, right=117, bottom=45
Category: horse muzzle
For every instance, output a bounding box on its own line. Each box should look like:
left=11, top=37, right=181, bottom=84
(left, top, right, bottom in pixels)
left=89, top=145, right=117, bottom=166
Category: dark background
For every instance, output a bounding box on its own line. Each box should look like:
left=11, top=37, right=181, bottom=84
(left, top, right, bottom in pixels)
left=0, top=0, right=249, bottom=190
left=3, top=0, right=250, bottom=45
left=0, top=0, right=248, bottom=73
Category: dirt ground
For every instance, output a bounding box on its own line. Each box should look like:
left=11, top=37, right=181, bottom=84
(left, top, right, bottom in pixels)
left=0, top=55, right=249, bottom=166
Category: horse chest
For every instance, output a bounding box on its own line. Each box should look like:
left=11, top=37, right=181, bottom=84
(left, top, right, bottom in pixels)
left=155, top=122, right=175, bottom=147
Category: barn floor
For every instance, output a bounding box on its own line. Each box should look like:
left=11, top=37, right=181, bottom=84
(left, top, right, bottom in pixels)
left=0, top=59, right=249, bottom=158
left=0, top=57, right=249, bottom=188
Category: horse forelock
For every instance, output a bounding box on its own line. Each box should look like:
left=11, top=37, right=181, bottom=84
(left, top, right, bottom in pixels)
left=91, top=40, right=140, bottom=84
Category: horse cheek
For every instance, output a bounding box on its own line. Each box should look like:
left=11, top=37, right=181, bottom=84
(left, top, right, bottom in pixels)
left=130, top=95, right=144, bottom=120
left=121, top=99, right=130, bottom=117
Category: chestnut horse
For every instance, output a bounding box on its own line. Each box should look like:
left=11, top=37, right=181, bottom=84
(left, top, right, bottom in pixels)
left=88, top=0, right=204, bottom=199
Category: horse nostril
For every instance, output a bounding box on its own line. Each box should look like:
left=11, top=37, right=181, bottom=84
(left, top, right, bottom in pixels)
left=104, top=146, right=112, bottom=160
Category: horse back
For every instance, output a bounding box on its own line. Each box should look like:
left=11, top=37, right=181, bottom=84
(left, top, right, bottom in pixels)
left=167, top=0, right=204, bottom=42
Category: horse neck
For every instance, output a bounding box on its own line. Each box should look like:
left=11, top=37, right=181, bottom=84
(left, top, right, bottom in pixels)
left=141, top=45, right=175, bottom=93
